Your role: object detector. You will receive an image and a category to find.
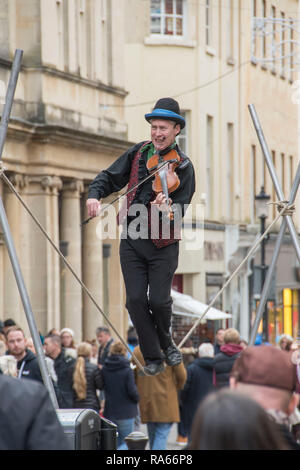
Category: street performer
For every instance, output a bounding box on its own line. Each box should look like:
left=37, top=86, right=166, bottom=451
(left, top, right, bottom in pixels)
left=86, top=98, right=195, bottom=376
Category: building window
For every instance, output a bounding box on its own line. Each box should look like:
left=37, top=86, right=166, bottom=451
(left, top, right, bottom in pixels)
left=205, top=0, right=212, bottom=46
left=206, top=115, right=213, bottom=219
left=288, top=155, right=293, bottom=194
left=280, top=11, right=285, bottom=77
left=227, top=0, right=234, bottom=59
left=176, top=111, right=188, bottom=154
left=251, top=145, right=257, bottom=222
left=271, top=5, right=276, bottom=73
left=226, top=123, right=234, bottom=219
left=271, top=150, right=276, bottom=219
left=150, top=0, right=184, bottom=37
left=281, top=152, right=285, bottom=197
left=262, top=0, right=267, bottom=61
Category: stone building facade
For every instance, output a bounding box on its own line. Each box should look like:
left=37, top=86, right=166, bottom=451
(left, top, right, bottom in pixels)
left=0, top=0, right=130, bottom=341
left=123, top=0, right=300, bottom=342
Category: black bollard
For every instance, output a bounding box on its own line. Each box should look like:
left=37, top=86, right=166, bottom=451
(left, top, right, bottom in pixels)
left=124, top=431, right=149, bottom=450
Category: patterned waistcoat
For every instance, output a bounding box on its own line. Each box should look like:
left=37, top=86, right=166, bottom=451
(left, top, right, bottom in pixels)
left=117, top=142, right=182, bottom=249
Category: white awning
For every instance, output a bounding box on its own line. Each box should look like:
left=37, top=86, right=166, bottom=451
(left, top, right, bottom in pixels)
left=171, top=289, right=232, bottom=322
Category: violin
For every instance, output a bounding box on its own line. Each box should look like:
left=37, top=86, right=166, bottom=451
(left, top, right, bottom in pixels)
left=146, top=148, right=181, bottom=220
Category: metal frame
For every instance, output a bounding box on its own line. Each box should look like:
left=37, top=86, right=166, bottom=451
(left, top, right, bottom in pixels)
left=248, top=104, right=300, bottom=345
left=0, top=50, right=58, bottom=407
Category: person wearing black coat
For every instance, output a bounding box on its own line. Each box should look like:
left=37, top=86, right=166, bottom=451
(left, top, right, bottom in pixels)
left=101, top=341, right=139, bottom=450
left=0, top=370, right=70, bottom=450
left=73, top=342, right=103, bottom=411
left=213, top=328, right=243, bottom=389
left=6, top=326, right=43, bottom=383
left=44, top=334, right=76, bottom=408
left=180, top=343, right=215, bottom=440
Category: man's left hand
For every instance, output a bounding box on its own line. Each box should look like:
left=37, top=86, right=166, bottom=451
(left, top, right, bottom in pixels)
left=150, top=192, right=172, bottom=213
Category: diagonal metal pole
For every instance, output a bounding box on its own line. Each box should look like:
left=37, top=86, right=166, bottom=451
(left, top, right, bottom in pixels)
left=248, top=104, right=300, bottom=344
left=0, top=50, right=58, bottom=407
left=249, top=104, right=300, bottom=263
left=249, top=163, right=300, bottom=345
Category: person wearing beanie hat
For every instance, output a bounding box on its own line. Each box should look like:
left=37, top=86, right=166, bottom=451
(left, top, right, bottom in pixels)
left=229, top=345, right=300, bottom=449
left=86, top=98, right=195, bottom=376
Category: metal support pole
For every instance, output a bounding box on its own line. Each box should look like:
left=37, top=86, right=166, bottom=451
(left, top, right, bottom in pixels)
left=248, top=104, right=300, bottom=264
left=0, top=50, right=58, bottom=408
left=248, top=104, right=300, bottom=345
left=260, top=215, right=268, bottom=342
left=249, top=219, right=287, bottom=345
left=0, top=50, right=23, bottom=161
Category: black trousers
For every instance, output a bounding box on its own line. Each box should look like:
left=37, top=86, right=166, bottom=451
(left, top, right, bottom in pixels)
left=119, top=237, right=179, bottom=364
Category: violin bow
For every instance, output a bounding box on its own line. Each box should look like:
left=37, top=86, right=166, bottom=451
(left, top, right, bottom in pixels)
left=81, top=159, right=171, bottom=226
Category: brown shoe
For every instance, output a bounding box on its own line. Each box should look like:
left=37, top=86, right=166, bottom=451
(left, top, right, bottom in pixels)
left=176, top=435, right=188, bottom=446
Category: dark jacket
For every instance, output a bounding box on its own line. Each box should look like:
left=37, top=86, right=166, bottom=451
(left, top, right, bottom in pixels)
left=73, top=358, right=103, bottom=411
left=101, top=354, right=139, bottom=421
left=53, top=348, right=76, bottom=408
left=0, top=371, right=70, bottom=450
left=214, top=344, right=243, bottom=388
left=180, top=357, right=214, bottom=435
left=16, top=349, right=43, bottom=383
left=97, top=338, right=114, bottom=367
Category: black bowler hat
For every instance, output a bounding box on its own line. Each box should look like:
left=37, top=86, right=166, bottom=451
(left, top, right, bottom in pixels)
left=145, top=97, right=186, bottom=129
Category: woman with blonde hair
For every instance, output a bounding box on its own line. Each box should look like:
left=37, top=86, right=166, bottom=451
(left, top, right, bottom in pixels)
left=72, top=342, right=103, bottom=412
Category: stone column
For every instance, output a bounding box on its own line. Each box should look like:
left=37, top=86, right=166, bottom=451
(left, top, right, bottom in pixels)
left=60, top=179, right=84, bottom=341
left=22, top=175, right=62, bottom=335
left=82, top=187, right=103, bottom=341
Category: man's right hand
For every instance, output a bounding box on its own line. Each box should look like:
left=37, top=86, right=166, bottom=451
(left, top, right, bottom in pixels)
left=86, top=198, right=102, bottom=218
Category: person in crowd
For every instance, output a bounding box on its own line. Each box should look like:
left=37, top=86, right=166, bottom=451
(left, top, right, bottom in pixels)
left=101, top=341, right=139, bottom=450
left=48, top=328, right=60, bottom=336
left=133, top=345, right=186, bottom=451
left=44, top=333, right=76, bottom=408
left=127, top=326, right=139, bottom=355
left=213, top=328, right=225, bottom=355
left=96, top=326, right=114, bottom=369
left=72, top=342, right=103, bottom=412
left=86, top=339, right=99, bottom=365
left=60, top=327, right=77, bottom=357
left=0, top=355, right=17, bottom=377
left=0, top=370, right=70, bottom=450
left=213, top=328, right=243, bottom=388
left=2, top=318, right=16, bottom=336
left=6, top=326, right=43, bottom=383
left=26, top=337, right=36, bottom=354
left=180, top=342, right=215, bottom=441
left=0, top=336, right=6, bottom=356
left=278, top=334, right=293, bottom=352
left=240, top=339, right=248, bottom=349
left=175, top=339, right=198, bottom=446
left=188, top=389, right=290, bottom=450
left=230, top=345, right=300, bottom=449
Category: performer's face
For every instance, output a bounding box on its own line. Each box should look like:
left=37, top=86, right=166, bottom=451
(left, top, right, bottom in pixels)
left=150, top=119, right=180, bottom=151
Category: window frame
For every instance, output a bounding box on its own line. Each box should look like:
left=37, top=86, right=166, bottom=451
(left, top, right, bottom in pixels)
left=150, top=0, right=186, bottom=38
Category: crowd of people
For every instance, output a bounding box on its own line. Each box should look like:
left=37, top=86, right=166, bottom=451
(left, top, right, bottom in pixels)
left=1, top=317, right=300, bottom=451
